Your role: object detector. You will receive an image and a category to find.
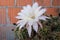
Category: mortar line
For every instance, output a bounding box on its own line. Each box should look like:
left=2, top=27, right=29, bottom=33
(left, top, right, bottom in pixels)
left=5, top=7, right=11, bottom=26
left=0, top=24, right=6, bottom=27
left=51, top=0, right=53, bottom=7
left=0, top=6, right=60, bottom=8
left=52, top=6, right=60, bottom=8
left=14, top=0, right=17, bottom=6
left=32, top=0, right=35, bottom=4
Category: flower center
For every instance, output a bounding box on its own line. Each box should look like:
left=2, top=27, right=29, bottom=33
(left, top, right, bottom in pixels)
left=31, top=16, right=35, bottom=19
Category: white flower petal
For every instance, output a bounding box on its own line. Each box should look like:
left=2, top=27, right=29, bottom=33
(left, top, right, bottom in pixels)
left=19, top=21, right=27, bottom=29
left=39, top=16, right=49, bottom=20
left=34, top=17, right=39, bottom=22
left=33, top=22, right=38, bottom=32
left=17, top=20, right=24, bottom=27
left=16, top=15, right=25, bottom=19
left=26, top=24, right=32, bottom=37
left=16, top=13, right=29, bottom=20
left=23, top=6, right=27, bottom=10
left=17, top=12, right=24, bottom=16
left=32, top=2, right=39, bottom=10
left=36, top=6, right=42, bottom=11
left=22, top=6, right=32, bottom=17
left=26, top=20, right=34, bottom=37
left=17, top=20, right=27, bottom=29
left=35, top=6, right=42, bottom=18
left=28, top=21, right=33, bottom=26
left=21, top=5, right=31, bottom=15
left=38, top=8, right=46, bottom=17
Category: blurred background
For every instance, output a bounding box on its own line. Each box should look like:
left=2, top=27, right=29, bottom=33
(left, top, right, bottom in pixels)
left=0, top=0, right=60, bottom=40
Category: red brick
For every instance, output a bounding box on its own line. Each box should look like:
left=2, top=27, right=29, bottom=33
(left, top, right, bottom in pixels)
left=8, top=8, right=21, bottom=24
left=0, top=0, right=14, bottom=6
left=35, top=0, right=51, bottom=6
left=16, top=0, right=32, bottom=6
left=53, top=0, right=60, bottom=6
left=46, top=8, right=58, bottom=16
left=0, top=8, right=6, bottom=24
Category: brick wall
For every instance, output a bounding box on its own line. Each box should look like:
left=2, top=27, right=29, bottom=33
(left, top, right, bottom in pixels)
left=0, top=0, right=60, bottom=40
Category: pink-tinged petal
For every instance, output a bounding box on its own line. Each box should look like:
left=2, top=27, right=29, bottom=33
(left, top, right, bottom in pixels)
left=16, top=16, right=24, bottom=19
left=33, top=22, right=38, bottom=32
left=17, top=20, right=27, bottom=29
left=17, top=12, right=21, bottom=15
left=39, top=16, right=49, bottom=20
left=16, top=20, right=23, bottom=24
left=26, top=5, right=31, bottom=9
left=26, top=24, right=32, bottom=37
left=17, top=12, right=24, bottom=16
left=37, top=22, right=43, bottom=28
left=17, top=20, right=24, bottom=27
